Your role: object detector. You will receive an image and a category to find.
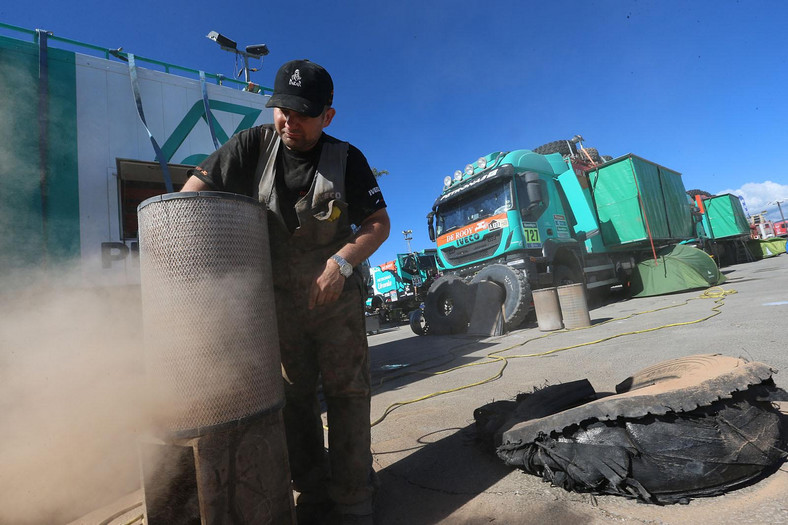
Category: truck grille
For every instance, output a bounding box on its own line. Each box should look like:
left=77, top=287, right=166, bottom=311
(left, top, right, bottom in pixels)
left=441, top=230, right=503, bottom=267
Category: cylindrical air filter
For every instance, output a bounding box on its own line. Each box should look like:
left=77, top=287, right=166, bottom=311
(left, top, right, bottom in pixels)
left=532, top=287, right=563, bottom=331
left=138, top=192, right=283, bottom=437
left=556, top=283, right=592, bottom=329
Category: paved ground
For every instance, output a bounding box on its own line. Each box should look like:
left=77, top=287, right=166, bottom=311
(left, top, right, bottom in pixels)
left=69, top=253, right=788, bottom=524
left=365, top=254, right=788, bottom=525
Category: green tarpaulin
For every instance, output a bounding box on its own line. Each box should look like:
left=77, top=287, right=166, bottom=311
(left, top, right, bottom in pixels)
left=589, top=155, right=692, bottom=248
left=747, top=238, right=787, bottom=259
left=702, top=194, right=750, bottom=239
left=630, top=244, right=726, bottom=298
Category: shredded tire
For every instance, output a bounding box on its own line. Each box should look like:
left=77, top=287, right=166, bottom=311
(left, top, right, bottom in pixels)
left=477, top=354, right=787, bottom=505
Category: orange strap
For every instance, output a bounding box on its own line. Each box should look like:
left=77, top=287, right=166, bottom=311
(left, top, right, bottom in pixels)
left=631, top=161, right=658, bottom=265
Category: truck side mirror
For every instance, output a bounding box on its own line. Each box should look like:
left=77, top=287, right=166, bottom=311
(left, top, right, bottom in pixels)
left=525, top=171, right=543, bottom=210
left=427, top=212, right=436, bottom=242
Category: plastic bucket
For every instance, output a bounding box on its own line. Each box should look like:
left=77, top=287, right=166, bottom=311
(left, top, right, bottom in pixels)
left=556, top=283, right=591, bottom=329
left=532, top=287, right=563, bottom=331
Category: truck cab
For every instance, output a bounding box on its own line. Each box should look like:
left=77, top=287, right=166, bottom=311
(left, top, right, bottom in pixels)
left=428, top=150, right=591, bottom=287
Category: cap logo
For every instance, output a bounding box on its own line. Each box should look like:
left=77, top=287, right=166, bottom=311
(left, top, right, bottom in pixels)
left=289, top=69, right=302, bottom=87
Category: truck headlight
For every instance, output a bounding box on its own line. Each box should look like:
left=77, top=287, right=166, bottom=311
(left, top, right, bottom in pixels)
left=464, top=164, right=474, bottom=176
left=477, top=157, right=487, bottom=169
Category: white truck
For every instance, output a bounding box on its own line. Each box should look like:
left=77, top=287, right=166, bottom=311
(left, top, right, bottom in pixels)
left=0, top=23, right=272, bottom=287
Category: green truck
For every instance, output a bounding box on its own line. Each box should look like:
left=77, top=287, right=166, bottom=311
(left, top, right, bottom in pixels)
left=688, top=193, right=752, bottom=265
left=367, top=250, right=438, bottom=328
left=422, top=140, right=694, bottom=334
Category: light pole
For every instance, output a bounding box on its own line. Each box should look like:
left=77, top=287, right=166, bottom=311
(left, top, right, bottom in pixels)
left=402, top=230, right=413, bottom=254
left=773, top=199, right=786, bottom=225
left=206, top=31, right=269, bottom=84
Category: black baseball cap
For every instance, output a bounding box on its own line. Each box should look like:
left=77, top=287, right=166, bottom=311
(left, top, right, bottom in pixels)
left=265, top=59, right=334, bottom=118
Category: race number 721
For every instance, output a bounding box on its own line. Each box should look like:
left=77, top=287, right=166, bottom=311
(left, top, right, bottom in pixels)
left=522, top=222, right=541, bottom=246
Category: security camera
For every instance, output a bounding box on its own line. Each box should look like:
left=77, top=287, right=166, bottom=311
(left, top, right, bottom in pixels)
left=206, top=31, right=237, bottom=50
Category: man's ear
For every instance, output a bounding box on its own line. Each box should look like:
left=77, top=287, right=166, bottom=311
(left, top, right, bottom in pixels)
left=322, top=107, right=336, bottom=127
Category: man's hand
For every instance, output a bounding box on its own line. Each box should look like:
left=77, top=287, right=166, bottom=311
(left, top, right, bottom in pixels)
left=308, top=259, right=346, bottom=309
left=307, top=208, right=391, bottom=310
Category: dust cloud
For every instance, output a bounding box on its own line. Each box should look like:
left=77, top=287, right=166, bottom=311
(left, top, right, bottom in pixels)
left=0, top=266, right=149, bottom=525
left=0, top=261, right=283, bottom=524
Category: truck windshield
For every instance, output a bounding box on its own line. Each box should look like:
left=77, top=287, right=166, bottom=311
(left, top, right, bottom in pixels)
left=436, top=181, right=513, bottom=235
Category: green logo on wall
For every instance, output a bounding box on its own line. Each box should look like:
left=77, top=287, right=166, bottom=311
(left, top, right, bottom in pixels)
left=160, top=100, right=262, bottom=165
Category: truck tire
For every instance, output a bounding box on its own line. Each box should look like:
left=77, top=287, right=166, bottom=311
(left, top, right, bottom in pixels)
left=533, top=139, right=577, bottom=157
left=409, top=309, right=428, bottom=336
left=471, top=265, right=531, bottom=331
left=423, top=275, right=471, bottom=335
left=371, top=294, right=385, bottom=310
left=553, top=263, right=582, bottom=286
left=579, top=147, right=601, bottom=163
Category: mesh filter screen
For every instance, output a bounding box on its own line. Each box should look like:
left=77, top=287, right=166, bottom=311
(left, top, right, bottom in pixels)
left=138, top=192, right=283, bottom=435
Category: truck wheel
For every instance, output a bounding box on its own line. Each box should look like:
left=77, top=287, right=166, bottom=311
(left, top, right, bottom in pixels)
left=423, top=275, right=471, bottom=335
left=371, top=295, right=384, bottom=310
left=553, top=264, right=582, bottom=286
left=579, top=147, right=601, bottom=163
left=471, top=265, right=531, bottom=331
left=532, top=139, right=577, bottom=157
left=409, top=309, right=428, bottom=336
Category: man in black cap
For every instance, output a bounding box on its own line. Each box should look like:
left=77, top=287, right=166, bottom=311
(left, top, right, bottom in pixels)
left=182, top=59, right=389, bottom=524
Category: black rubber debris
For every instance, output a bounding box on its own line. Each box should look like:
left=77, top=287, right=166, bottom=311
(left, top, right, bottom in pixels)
left=474, top=354, right=788, bottom=504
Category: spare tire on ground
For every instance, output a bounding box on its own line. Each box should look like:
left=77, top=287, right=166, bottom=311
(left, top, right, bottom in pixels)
left=470, top=265, right=531, bottom=332
left=409, top=308, right=428, bottom=336
left=475, top=354, right=787, bottom=504
left=423, top=275, right=472, bottom=335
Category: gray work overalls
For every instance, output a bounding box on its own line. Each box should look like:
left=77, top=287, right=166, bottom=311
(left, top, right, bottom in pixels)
left=254, top=128, right=375, bottom=511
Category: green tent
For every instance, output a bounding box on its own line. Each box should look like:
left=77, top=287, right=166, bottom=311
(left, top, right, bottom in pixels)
left=747, top=238, right=787, bottom=259
left=630, top=244, right=726, bottom=298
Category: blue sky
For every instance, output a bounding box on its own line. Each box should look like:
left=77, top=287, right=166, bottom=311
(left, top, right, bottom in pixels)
left=3, top=1, right=788, bottom=265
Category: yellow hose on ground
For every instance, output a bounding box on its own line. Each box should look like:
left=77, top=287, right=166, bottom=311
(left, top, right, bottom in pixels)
left=369, top=287, right=737, bottom=428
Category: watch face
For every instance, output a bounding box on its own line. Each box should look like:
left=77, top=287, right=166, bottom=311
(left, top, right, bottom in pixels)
left=332, top=255, right=352, bottom=277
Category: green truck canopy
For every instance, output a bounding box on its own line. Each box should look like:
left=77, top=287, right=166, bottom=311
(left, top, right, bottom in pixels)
left=701, top=194, right=750, bottom=240
left=630, top=244, right=726, bottom=298
left=588, top=155, right=693, bottom=248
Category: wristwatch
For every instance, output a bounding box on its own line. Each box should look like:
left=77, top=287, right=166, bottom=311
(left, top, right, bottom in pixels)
left=330, top=254, right=353, bottom=278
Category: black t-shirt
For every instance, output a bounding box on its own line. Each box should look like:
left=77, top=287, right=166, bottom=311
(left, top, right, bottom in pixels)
left=190, top=124, right=386, bottom=231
